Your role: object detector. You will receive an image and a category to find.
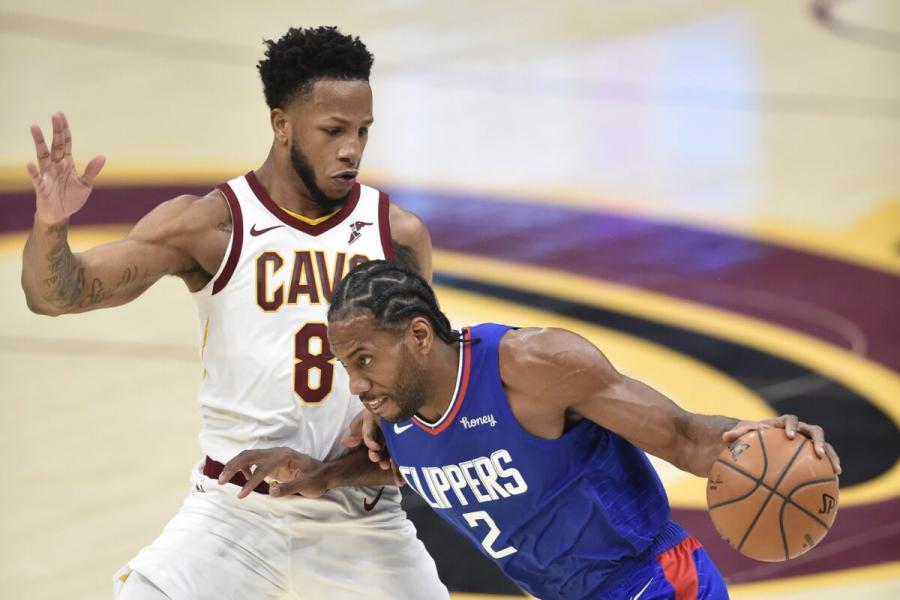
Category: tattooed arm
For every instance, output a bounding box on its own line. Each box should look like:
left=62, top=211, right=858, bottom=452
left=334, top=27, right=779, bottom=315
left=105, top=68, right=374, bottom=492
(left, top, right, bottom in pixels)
left=21, top=112, right=230, bottom=315
left=22, top=191, right=230, bottom=315
left=388, top=204, right=433, bottom=283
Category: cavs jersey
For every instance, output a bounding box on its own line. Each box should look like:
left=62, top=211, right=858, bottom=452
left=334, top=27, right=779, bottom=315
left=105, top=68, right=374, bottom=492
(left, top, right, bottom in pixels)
left=382, top=323, right=691, bottom=599
left=193, top=171, right=392, bottom=463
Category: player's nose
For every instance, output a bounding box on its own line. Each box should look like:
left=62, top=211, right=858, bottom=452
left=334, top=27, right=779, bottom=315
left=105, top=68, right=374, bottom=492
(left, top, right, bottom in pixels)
left=337, top=137, right=361, bottom=164
left=348, top=371, right=371, bottom=396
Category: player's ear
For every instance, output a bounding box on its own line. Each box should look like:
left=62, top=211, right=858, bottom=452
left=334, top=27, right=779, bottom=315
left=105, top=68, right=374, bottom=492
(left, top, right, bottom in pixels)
left=271, top=108, right=290, bottom=144
left=408, top=317, right=433, bottom=353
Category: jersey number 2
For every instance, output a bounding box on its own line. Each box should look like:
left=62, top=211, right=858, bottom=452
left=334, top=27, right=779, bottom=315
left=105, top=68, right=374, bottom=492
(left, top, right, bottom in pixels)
left=463, top=510, right=517, bottom=559
left=293, top=323, right=334, bottom=404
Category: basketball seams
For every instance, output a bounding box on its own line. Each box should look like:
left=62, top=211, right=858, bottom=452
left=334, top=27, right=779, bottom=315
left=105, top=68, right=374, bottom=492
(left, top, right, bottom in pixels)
left=781, top=477, right=838, bottom=530
left=708, top=460, right=762, bottom=509
left=736, top=436, right=809, bottom=552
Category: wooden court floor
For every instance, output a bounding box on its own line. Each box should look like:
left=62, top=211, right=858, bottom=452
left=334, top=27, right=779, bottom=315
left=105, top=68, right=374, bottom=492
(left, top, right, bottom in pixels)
left=2, top=1, right=898, bottom=598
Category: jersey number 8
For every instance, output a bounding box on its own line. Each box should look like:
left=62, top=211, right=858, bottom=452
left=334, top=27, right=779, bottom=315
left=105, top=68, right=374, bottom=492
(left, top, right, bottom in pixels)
left=293, top=322, right=334, bottom=404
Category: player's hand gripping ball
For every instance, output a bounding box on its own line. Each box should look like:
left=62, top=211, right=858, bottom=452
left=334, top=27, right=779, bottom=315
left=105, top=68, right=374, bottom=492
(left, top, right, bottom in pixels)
left=707, top=427, right=839, bottom=561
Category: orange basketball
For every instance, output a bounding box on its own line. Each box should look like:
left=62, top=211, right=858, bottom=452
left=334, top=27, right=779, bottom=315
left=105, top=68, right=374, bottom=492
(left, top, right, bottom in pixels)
left=706, top=427, right=839, bottom=562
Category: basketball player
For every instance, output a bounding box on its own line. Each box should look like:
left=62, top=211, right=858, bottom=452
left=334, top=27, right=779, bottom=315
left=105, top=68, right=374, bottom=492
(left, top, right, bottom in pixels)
left=221, top=261, right=842, bottom=599
left=21, top=28, right=448, bottom=599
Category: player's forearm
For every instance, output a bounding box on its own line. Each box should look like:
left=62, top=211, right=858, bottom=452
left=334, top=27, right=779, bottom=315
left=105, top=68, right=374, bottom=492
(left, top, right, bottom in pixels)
left=322, top=447, right=396, bottom=488
left=22, top=216, right=84, bottom=315
left=678, top=413, right=740, bottom=477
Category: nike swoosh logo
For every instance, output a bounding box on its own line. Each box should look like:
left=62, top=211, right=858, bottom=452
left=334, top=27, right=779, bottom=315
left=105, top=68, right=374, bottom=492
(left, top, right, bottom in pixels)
left=394, top=423, right=414, bottom=434
left=250, top=224, right=284, bottom=236
left=363, top=486, right=384, bottom=512
left=630, top=577, right=654, bottom=600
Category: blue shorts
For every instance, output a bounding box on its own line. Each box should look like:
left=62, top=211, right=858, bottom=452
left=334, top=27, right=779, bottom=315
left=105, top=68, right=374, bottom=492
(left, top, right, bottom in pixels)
left=607, top=536, right=729, bottom=599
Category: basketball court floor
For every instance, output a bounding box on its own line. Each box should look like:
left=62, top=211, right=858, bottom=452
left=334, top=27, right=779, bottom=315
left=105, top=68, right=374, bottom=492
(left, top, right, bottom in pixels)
left=1, top=1, right=898, bottom=598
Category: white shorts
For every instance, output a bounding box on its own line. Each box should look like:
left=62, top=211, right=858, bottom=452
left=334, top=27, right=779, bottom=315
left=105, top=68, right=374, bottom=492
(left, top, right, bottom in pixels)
left=118, top=461, right=448, bottom=600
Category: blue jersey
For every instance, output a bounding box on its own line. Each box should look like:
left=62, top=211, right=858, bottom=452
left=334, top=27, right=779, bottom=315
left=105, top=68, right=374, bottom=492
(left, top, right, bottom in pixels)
left=382, top=323, right=690, bottom=599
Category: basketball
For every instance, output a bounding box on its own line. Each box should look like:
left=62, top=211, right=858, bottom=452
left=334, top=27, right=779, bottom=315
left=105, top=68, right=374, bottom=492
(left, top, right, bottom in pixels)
left=706, top=427, right=839, bottom=562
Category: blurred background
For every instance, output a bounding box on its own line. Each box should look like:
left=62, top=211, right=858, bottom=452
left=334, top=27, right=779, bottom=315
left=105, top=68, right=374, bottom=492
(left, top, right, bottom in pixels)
left=1, top=1, right=898, bottom=598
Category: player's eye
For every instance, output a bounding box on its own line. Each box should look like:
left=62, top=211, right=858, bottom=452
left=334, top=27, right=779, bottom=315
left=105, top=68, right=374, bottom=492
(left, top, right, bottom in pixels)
left=358, top=127, right=368, bottom=137
left=323, top=128, right=341, bottom=136
left=358, top=356, right=372, bottom=367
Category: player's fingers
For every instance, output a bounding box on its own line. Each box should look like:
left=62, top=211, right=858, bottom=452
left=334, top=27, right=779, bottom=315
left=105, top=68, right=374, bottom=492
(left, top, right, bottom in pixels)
left=60, top=112, right=72, bottom=158
left=390, top=459, right=404, bottom=486
left=722, top=423, right=755, bottom=443
left=778, top=414, right=800, bottom=438
left=361, top=415, right=382, bottom=452
left=218, top=450, right=260, bottom=484
left=26, top=163, right=40, bottom=187
left=81, top=155, right=106, bottom=187
left=799, top=422, right=826, bottom=455
left=269, top=475, right=312, bottom=498
left=237, top=461, right=273, bottom=499
left=30, top=125, right=51, bottom=171
left=341, top=434, right=362, bottom=448
left=50, top=112, right=65, bottom=162
left=824, top=443, right=842, bottom=475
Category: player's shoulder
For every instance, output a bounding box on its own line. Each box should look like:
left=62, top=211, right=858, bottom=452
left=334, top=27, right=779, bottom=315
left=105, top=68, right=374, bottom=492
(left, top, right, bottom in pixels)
left=129, top=188, right=228, bottom=242
left=499, top=327, right=609, bottom=385
left=388, top=202, right=427, bottom=242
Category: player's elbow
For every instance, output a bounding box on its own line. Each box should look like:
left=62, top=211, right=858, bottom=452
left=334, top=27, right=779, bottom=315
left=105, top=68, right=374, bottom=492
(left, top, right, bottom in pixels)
left=24, top=295, right=64, bottom=316
left=22, top=285, right=66, bottom=317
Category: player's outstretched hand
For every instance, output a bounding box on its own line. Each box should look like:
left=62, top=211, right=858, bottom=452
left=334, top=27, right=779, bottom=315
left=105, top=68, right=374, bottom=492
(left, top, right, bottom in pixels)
left=27, top=112, right=106, bottom=225
left=218, top=447, right=327, bottom=499
left=341, top=410, right=391, bottom=470
left=723, top=414, right=841, bottom=475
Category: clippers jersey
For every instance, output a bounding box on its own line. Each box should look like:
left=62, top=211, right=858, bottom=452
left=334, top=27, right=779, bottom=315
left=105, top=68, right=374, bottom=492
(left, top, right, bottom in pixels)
left=193, top=171, right=393, bottom=463
left=382, top=323, right=689, bottom=599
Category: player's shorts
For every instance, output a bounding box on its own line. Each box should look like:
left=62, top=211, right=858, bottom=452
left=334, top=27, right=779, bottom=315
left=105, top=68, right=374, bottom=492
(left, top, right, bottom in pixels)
left=115, top=460, right=448, bottom=600
left=607, top=535, right=729, bottom=599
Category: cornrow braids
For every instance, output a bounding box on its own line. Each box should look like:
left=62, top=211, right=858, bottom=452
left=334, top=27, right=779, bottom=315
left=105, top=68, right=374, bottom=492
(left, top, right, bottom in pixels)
left=329, top=260, right=463, bottom=345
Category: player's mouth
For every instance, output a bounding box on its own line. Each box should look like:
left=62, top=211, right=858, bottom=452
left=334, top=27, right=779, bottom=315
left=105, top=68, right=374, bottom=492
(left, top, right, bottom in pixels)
left=332, top=170, right=357, bottom=187
left=362, top=395, right=389, bottom=413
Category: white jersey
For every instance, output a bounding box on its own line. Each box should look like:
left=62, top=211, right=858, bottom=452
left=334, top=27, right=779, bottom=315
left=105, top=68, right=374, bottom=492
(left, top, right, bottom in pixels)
left=192, top=171, right=394, bottom=463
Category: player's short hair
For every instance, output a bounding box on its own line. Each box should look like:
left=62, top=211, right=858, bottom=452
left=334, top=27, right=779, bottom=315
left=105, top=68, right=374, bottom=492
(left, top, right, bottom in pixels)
left=257, top=26, right=374, bottom=109
left=329, top=261, right=461, bottom=345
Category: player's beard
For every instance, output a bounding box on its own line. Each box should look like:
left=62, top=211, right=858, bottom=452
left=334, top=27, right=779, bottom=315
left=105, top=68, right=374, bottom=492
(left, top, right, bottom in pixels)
left=289, top=142, right=352, bottom=211
left=385, top=344, right=430, bottom=423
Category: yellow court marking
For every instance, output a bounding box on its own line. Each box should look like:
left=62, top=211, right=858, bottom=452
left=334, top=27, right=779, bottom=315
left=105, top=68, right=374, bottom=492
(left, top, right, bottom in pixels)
left=2, top=166, right=899, bottom=275
left=0, top=226, right=900, bottom=506
left=437, top=285, right=771, bottom=507
left=448, top=562, right=900, bottom=599
left=434, top=250, right=900, bottom=505
left=728, top=560, right=900, bottom=598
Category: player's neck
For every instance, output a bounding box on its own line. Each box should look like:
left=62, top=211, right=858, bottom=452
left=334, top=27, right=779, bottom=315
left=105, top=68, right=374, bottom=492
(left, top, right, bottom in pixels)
left=418, top=342, right=462, bottom=422
left=255, top=158, right=337, bottom=220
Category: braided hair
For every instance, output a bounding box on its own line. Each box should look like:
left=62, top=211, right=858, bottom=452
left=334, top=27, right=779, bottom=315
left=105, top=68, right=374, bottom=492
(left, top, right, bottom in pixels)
left=328, top=261, right=462, bottom=345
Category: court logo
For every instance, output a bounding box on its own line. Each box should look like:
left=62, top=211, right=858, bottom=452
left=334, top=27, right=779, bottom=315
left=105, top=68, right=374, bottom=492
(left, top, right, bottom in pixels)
left=460, top=414, right=497, bottom=429
left=348, top=221, right=373, bottom=245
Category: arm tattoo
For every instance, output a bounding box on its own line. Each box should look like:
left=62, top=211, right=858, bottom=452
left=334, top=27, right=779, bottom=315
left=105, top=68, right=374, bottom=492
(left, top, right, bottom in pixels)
left=216, top=202, right=233, bottom=234
left=391, top=240, right=420, bottom=275
left=80, top=278, right=114, bottom=308
left=117, top=265, right=139, bottom=287
left=41, top=224, right=85, bottom=309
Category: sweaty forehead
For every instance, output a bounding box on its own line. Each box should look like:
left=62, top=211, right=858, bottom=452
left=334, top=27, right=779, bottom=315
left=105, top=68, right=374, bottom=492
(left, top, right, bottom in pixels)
left=327, top=314, right=381, bottom=356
